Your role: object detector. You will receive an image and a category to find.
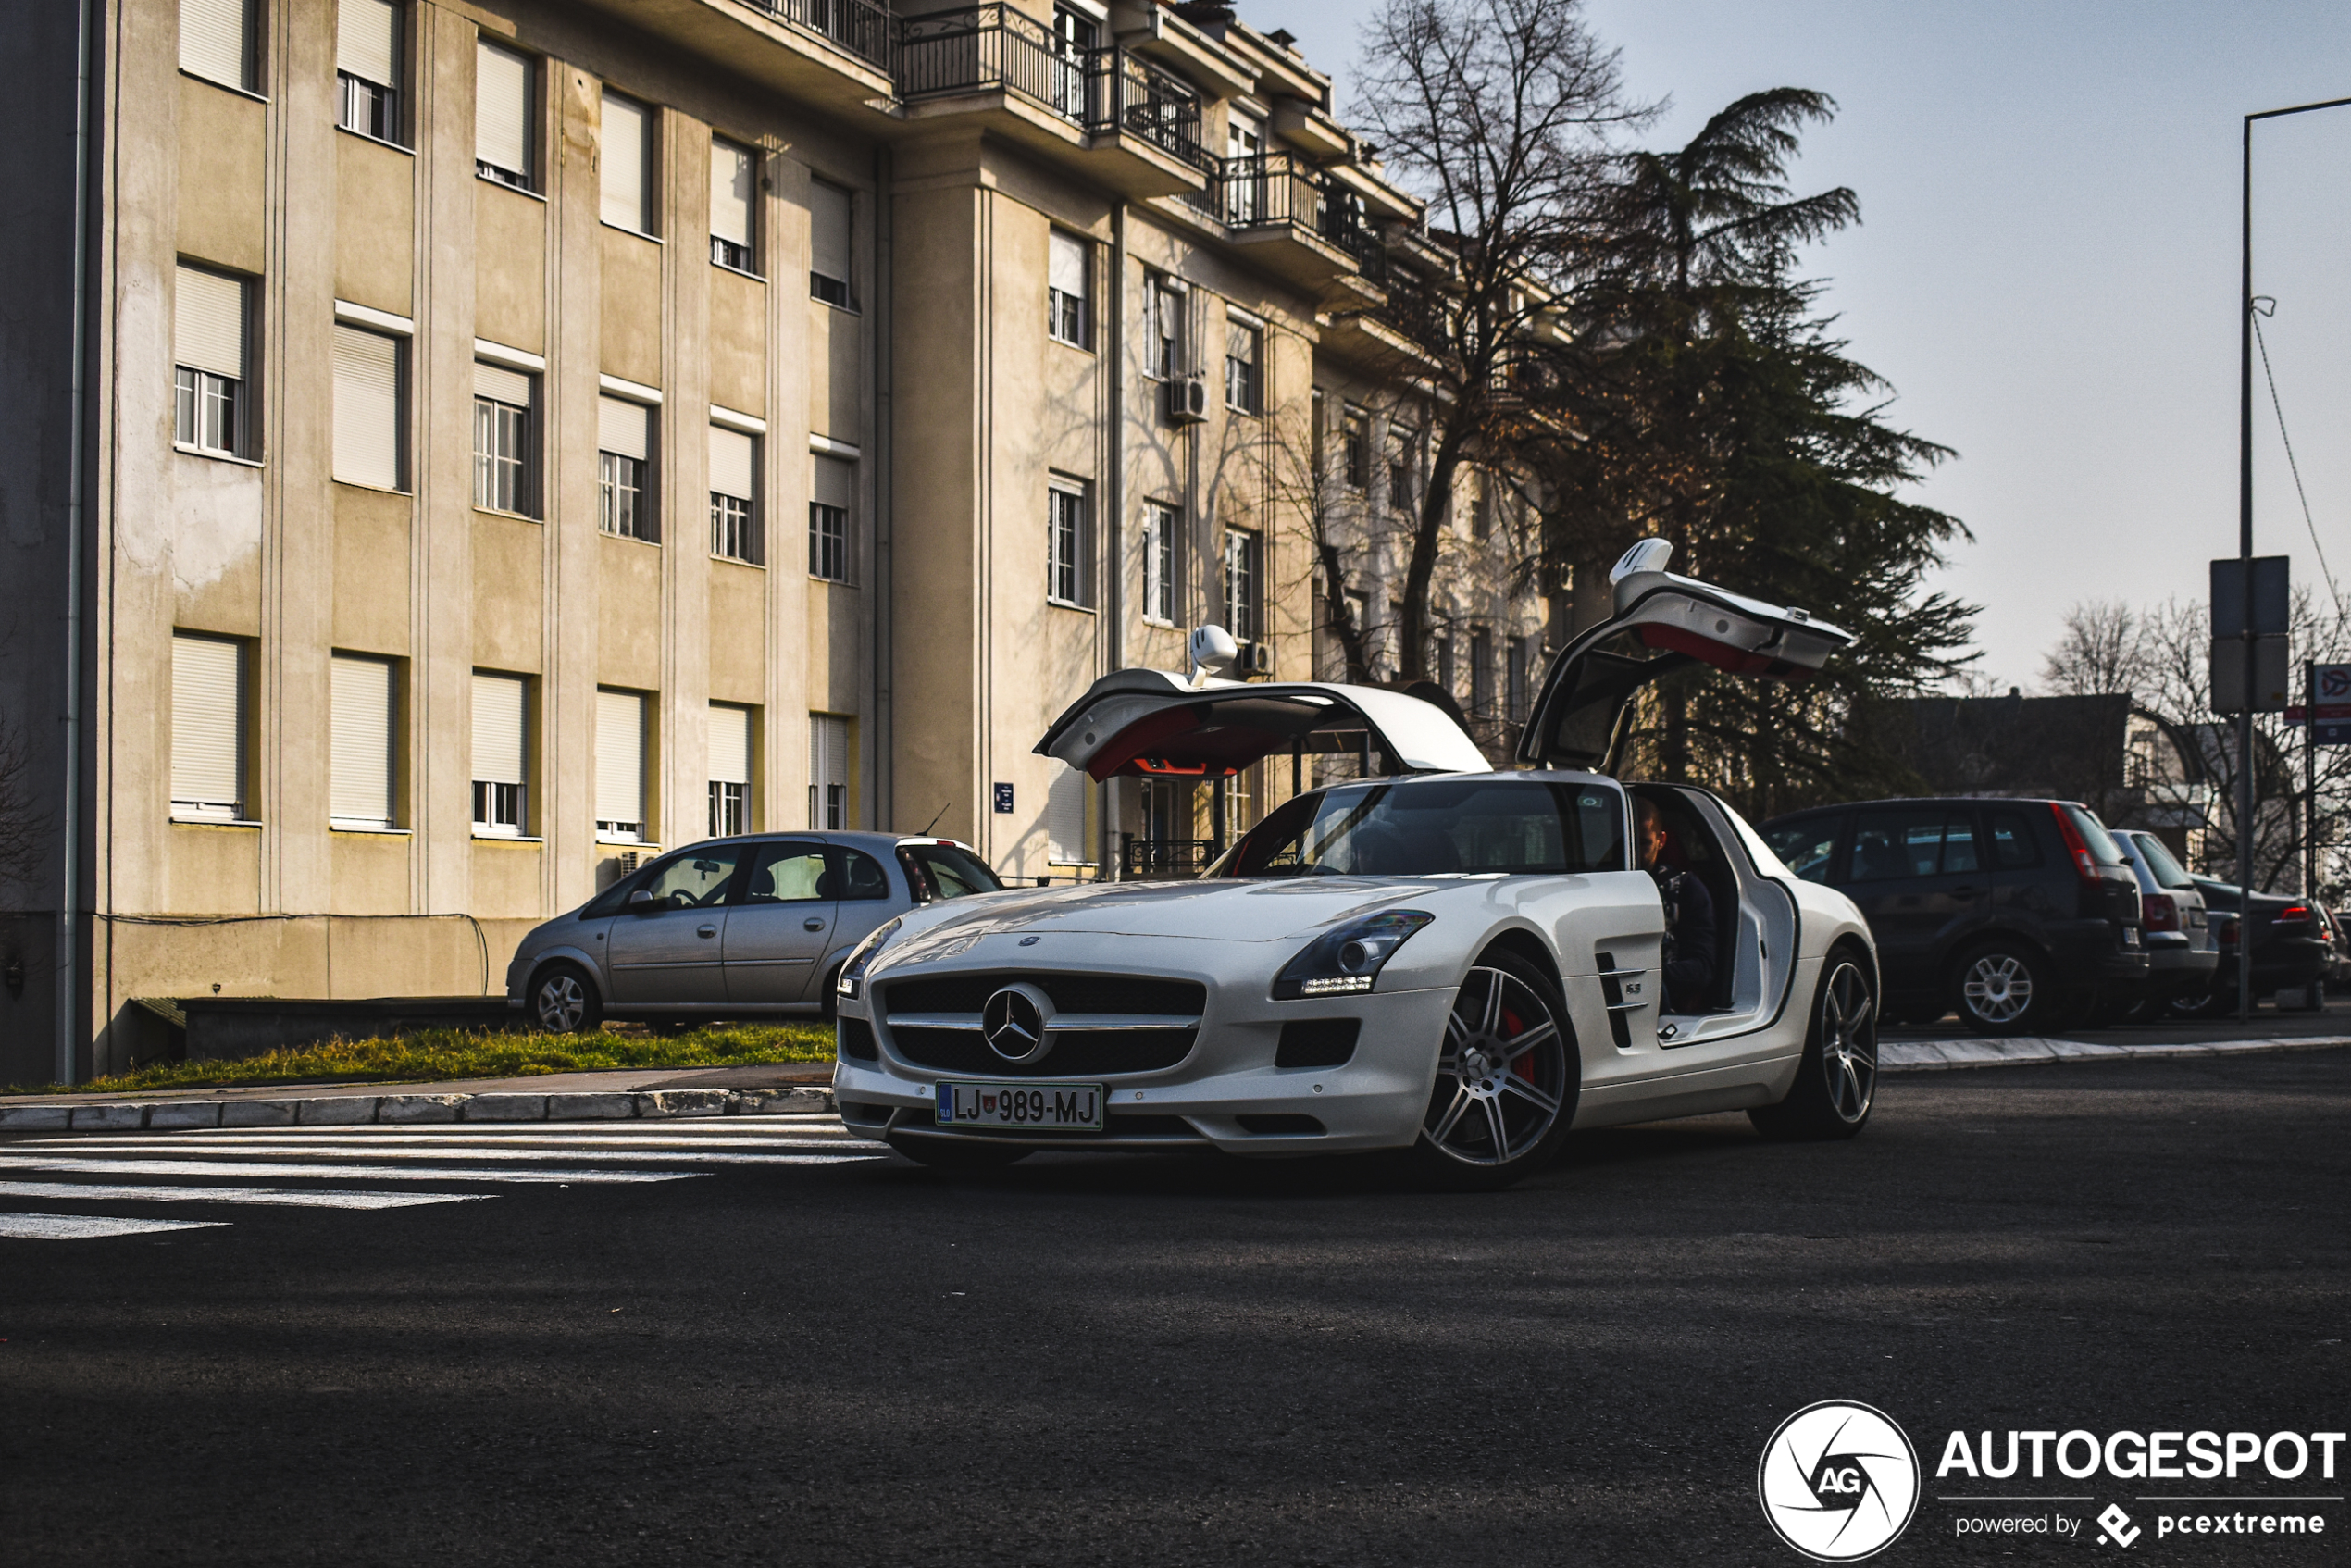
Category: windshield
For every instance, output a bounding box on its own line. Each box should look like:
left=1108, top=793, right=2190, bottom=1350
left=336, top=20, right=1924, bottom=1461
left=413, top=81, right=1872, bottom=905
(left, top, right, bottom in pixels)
left=1761, top=816, right=1839, bottom=883
left=2129, top=833, right=2196, bottom=890
left=1222, top=779, right=1627, bottom=878
left=898, top=842, right=1004, bottom=901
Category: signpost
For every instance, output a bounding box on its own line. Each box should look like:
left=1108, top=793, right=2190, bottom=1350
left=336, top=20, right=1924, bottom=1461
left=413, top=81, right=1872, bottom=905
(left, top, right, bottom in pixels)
left=2210, top=557, right=2291, bottom=1021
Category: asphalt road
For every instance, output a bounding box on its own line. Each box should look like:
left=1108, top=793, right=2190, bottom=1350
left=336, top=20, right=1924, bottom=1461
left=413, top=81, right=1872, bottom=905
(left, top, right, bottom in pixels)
left=5, top=1050, right=2346, bottom=1567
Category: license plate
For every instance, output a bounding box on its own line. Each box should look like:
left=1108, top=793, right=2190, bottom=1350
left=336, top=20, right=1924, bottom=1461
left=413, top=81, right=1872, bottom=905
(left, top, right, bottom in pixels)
left=2124, top=927, right=2141, bottom=948
left=936, top=1080, right=1104, bottom=1131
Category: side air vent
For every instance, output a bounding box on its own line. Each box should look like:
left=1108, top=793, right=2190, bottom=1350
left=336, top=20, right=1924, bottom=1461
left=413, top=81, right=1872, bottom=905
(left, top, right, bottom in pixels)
left=1236, top=1114, right=1325, bottom=1136
left=838, top=1016, right=878, bottom=1062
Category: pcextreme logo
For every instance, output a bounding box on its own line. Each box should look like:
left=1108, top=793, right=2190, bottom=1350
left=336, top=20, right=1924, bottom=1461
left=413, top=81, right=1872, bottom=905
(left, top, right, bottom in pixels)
left=1759, top=1400, right=1922, bottom=1562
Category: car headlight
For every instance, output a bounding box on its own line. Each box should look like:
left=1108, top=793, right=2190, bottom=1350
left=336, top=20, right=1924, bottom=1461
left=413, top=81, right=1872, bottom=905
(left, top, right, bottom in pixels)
left=1273, top=910, right=1434, bottom=1000
left=836, top=917, right=902, bottom=1001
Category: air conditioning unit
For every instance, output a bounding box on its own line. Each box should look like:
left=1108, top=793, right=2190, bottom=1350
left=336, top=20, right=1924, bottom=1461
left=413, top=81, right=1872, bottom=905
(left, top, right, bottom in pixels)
left=1163, top=373, right=1209, bottom=425
left=1233, top=640, right=1273, bottom=677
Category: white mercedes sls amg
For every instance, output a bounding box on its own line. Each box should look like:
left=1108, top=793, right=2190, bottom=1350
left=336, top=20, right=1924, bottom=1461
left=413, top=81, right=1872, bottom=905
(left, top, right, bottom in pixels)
left=832, top=541, right=1882, bottom=1188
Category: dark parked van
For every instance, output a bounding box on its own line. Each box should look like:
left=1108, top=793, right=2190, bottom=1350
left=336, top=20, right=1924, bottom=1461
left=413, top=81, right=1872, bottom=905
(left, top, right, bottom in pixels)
left=1760, top=798, right=2146, bottom=1034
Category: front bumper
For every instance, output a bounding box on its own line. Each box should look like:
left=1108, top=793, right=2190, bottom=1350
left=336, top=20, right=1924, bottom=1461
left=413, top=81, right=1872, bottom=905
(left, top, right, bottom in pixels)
left=835, top=983, right=1453, bottom=1156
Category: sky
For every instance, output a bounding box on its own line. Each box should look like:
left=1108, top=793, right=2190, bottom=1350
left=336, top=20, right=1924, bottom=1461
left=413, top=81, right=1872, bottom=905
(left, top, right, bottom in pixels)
left=1261, top=0, right=2351, bottom=691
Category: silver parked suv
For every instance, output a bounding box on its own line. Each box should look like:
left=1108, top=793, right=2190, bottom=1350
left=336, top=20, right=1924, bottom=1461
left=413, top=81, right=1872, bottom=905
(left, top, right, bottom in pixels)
left=2108, top=828, right=2216, bottom=1020
left=507, top=833, right=1005, bottom=1032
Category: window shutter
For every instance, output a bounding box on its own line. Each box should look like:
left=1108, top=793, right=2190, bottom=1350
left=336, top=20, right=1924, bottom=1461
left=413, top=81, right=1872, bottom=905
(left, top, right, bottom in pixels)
left=602, top=93, right=650, bottom=232
left=708, top=703, right=752, bottom=786
left=171, top=633, right=243, bottom=815
left=812, top=453, right=853, bottom=512
left=332, top=325, right=402, bottom=490
left=180, top=0, right=251, bottom=90
left=711, top=138, right=755, bottom=247
left=1045, top=766, right=1088, bottom=863
left=1049, top=230, right=1087, bottom=301
left=330, top=654, right=396, bottom=827
left=474, top=359, right=531, bottom=407
left=596, top=689, right=646, bottom=829
left=475, top=40, right=532, bottom=178
left=597, top=395, right=651, bottom=460
left=175, top=265, right=246, bottom=380
left=809, top=180, right=851, bottom=285
left=708, top=426, right=755, bottom=501
left=472, top=672, right=527, bottom=786
left=337, top=0, right=400, bottom=87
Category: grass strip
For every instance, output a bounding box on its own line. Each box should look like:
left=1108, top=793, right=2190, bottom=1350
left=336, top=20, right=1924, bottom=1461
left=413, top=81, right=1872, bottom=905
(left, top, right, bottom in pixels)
left=6, top=1023, right=835, bottom=1097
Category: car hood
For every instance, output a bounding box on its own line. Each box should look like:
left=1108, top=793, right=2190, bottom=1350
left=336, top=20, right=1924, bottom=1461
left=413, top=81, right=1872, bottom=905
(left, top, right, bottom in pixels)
left=878, top=878, right=1459, bottom=965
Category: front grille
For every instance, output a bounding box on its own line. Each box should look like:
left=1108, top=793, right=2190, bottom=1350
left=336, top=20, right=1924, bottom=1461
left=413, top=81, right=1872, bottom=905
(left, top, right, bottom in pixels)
left=1236, top=1114, right=1325, bottom=1136
left=879, top=971, right=1206, bottom=1018
left=889, top=1026, right=1197, bottom=1076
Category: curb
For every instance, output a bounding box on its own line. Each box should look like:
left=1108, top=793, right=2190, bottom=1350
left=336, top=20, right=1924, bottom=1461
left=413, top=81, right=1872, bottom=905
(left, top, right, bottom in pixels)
left=0, top=1085, right=836, bottom=1134
left=1882, top=1034, right=2351, bottom=1073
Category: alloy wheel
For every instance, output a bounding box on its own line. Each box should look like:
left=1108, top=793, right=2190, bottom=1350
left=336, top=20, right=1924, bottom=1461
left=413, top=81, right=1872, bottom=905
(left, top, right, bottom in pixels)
left=1961, top=952, right=2032, bottom=1026
left=1424, top=964, right=1570, bottom=1167
left=1819, top=959, right=1878, bottom=1124
left=535, top=972, right=587, bottom=1032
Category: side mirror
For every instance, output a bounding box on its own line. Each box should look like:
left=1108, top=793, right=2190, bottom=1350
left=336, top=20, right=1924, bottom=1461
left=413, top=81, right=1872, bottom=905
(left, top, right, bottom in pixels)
left=627, top=889, right=656, bottom=911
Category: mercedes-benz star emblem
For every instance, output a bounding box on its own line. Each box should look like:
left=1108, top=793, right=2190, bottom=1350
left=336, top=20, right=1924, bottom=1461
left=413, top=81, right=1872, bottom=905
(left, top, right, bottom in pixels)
left=982, top=984, right=1054, bottom=1064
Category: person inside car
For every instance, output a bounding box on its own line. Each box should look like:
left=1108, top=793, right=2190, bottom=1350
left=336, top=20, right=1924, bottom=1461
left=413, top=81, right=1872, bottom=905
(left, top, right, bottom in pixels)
left=1637, top=797, right=1717, bottom=1012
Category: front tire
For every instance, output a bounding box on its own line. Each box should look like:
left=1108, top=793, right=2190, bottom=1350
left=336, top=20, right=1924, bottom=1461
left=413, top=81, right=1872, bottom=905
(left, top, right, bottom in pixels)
left=530, top=963, right=603, bottom=1035
left=886, top=1136, right=1031, bottom=1170
left=1751, top=952, right=1878, bottom=1141
left=1408, top=950, right=1578, bottom=1191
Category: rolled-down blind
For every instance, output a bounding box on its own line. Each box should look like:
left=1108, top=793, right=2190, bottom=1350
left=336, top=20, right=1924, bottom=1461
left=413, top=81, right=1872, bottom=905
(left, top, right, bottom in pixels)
left=1049, top=229, right=1087, bottom=300
left=330, top=654, right=396, bottom=826
left=476, top=40, right=531, bottom=176
left=708, top=426, right=754, bottom=501
left=171, top=633, right=243, bottom=813
left=596, top=689, right=646, bottom=829
left=708, top=703, right=752, bottom=785
left=812, top=453, right=853, bottom=511
left=337, top=0, right=400, bottom=86
left=175, top=265, right=246, bottom=380
left=598, top=395, right=651, bottom=461
left=711, top=138, right=755, bottom=247
left=1046, top=765, right=1088, bottom=863
left=602, top=93, right=650, bottom=232
left=809, top=180, right=851, bottom=285
left=472, top=671, right=526, bottom=785
left=181, top=0, right=251, bottom=90
left=332, top=325, right=402, bottom=490
left=474, top=359, right=531, bottom=407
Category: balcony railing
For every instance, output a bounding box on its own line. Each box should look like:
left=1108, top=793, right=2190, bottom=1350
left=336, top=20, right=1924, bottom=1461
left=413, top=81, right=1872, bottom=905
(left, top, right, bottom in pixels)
left=1188, top=154, right=1390, bottom=273
left=738, top=0, right=897, bottom=73
left=900, top=6, right=1207, bottom=169
left=1121, top=837, right=1217, bottom=878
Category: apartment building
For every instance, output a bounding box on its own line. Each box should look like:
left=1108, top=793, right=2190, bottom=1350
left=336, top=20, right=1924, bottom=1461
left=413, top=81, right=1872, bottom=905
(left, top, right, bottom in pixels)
left=1, top=0, right=1552, bottom=1083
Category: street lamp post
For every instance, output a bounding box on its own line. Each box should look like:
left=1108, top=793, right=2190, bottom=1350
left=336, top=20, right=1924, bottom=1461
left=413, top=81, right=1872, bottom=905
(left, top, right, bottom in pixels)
left=2236, top=96, right=2351, bottom=1022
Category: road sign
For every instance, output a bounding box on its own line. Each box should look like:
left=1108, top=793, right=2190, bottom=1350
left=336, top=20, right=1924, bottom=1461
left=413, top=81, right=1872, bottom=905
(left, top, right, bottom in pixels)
left=2211, top=635, right=2291, bottom=713
left=2210, top=555, right=2292, bottom=713
left=2314, top=663, right=2351, bottom=745
left=2211, top=555, right=2292, bottom=636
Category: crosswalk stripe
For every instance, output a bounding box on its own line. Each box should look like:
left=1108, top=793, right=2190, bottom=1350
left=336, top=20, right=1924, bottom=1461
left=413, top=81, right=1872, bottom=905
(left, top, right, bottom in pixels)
left=34, top=1132, right=878, bottom=1151
left=0, top=1213, right=230, bottom=1240
left=0, top=1181, right=493, bottom=1211
left=0, top=1158, right=716, bottom=1183
left=0, top=1145, right=881, bottom=1166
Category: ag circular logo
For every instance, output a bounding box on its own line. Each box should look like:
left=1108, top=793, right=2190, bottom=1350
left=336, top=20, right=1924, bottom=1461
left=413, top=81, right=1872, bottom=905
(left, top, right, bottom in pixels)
left=981, top=984, right=1053, bottom=1064
left=1757, top=1400, right=1920, bottom=1562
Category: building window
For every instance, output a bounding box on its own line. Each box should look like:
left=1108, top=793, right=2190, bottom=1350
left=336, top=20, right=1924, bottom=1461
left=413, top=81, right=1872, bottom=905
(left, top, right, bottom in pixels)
left=1146, top=275, right=1183, bottom=380
left=1343, top=407, right=1369, bottom=492
left=1510, top=636, right=1537, bottom=723
left=1050, top=5, right=1098, bottom=115
left=1048, top=479, right=1092, bottom=608
left=1225, top=110, right=1264, bottom=225
left=710, top=425, right=760, bottom=563
left=1142, top=501, right=1177, bottom=625
left=810, top=180, right=853, bottom=306
left=1470, top=628, right=1494, bottom=716
left=1345, top=589, right=1374, bottom=675
left=809, top=453, right=852, bottom=581
left=180, top=0, right=255, bottom=93
left=331, top=323, right=404, bottom=491
left=1222, top=528, right=1260, bottom=642
left=711, top=136, right=758, bottom=273
left=1436, top=635, right=1454, bottom=696
left=1048, top=229, right=1089, bottom=348
left=602, top=92, right=655, bottom=235
left=472, top=360, right=534, bottom=515
left=174, top=264, right=247, bottom=459
left=1388, top=428, right=1415, bottom=516
left=474, top=40, right=535, bottom=191
left=598, top=395, right=655, bottom=541
left=709, top=703, right=753, bottom=838
left=336, top=0, right=403, bottom=142
left=170, top=631, right=247, bottom=823
left=471, top=670, right=529, bottom=837
left=1471, top=477, right=1494, bottom=541
left=330, top=653, right=399, bottom=830
left=595, top=688, right=649, bottom=843
left=1224, top=316, right=1262, bottom=414
left=809, top=714, right=851, bottom=830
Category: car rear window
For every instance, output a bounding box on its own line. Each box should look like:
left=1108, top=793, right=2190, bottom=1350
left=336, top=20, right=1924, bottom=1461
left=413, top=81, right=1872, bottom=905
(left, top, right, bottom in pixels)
left=1986, top=810, right=2041, bottom=868
left=2063, top=804, right=2129, bottom=865
left=2130, top=834, right=2196, bottom=890
left=898, top=842, right=1003, bottom=901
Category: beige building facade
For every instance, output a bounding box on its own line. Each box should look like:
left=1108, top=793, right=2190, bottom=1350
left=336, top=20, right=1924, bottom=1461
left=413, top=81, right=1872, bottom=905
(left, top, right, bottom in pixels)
left=2, top=0, right=1551, bottom=1082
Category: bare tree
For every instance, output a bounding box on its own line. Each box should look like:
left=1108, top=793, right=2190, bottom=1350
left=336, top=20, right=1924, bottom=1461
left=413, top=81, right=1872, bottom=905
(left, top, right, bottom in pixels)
left=2041, top=600, right=2153, bottom=697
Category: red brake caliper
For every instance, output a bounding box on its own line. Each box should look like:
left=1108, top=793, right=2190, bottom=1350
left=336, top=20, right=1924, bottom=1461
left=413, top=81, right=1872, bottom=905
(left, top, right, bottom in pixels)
left=1502, top=1009, right=1536, bottom=1080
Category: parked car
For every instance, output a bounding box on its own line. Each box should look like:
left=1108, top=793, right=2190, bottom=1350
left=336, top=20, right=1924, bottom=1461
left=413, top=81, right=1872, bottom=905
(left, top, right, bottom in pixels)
left=2108, top=829, right=2218, bottom=1020
left=508, top=833, right=1007, bottom=1032
left=835, top=538, right=1884, bottom=1188
left=2170, top=878, right=2329, bottom=1015
left=2325, top=908, right=2351, bottom=987
left=1759, top=797, right=2146, bottom=1035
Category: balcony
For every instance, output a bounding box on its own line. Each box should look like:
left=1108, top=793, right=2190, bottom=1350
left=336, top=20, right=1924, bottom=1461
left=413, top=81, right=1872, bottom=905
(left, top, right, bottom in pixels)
left=1179, top=153, right=1387, bottom=303
left=738, top=0, right=896, bottom=73
left=1120, top=837, right=1217, bottom=880
left=899, top=6, right=1211, bottom=196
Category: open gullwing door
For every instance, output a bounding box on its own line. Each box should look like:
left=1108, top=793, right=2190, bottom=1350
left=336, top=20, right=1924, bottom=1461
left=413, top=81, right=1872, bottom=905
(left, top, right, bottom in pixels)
left=1516, top=539, right=1855, bottom=772
left=1037, top=672, right=1489, bottom=781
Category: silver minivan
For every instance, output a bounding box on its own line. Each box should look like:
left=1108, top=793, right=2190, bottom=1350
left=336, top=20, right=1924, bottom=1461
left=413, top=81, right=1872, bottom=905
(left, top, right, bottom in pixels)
left=506, top=833, right=1005, bottom=1032
left=2110, top=828, right=2217, bottom=1019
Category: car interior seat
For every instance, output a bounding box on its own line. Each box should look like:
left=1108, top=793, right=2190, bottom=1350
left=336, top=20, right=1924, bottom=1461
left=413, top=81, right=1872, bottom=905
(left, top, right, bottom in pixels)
left=1639, top=789, right=1741, bottom=1013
